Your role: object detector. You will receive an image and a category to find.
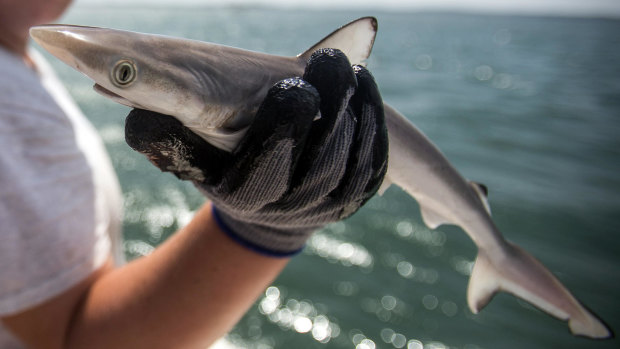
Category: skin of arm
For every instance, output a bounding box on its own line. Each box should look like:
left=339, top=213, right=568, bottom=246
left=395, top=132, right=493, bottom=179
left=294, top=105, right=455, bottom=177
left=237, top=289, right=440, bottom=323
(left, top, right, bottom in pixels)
left=2, top=202, right=290, bottom=349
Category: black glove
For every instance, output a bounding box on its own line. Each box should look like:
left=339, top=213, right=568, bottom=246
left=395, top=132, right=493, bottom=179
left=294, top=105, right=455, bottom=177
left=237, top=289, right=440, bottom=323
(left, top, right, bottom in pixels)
left=125, top=49, right=388, bottom=256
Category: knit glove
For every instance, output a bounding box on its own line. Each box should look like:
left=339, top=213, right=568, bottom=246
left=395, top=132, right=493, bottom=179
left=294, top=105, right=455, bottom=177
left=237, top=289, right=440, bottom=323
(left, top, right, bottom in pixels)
left=125, top=48, right=388, bottom=256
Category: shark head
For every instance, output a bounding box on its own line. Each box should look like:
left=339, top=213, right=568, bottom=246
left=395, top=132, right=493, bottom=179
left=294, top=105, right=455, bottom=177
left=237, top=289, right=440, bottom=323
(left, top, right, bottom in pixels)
left=29, top=18, right=377, bottom=151
left=30, top=25, right=253, bottom=132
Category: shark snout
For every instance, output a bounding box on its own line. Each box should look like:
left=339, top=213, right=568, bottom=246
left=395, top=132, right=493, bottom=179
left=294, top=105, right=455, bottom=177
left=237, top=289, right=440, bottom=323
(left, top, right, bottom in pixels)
left=30, top=25, right=88, bottom=70
left=30, top=24, right=116, bottom=74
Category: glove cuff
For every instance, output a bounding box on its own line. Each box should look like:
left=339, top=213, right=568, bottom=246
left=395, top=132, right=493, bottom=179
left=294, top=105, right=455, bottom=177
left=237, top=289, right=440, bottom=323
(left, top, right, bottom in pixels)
left=211, top=205, right=310, bottom=257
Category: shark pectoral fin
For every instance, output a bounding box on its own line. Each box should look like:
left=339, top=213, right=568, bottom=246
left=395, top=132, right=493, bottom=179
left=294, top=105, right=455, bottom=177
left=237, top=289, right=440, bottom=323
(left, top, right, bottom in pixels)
left=420, top=205, right=451, bottom=230
left=298, top=17, right=377, bottom=66
left=468, top=243, right=613, bottom=339
left=377, top=174, right=393, bottom=196
left=469, top=181, right=491, bottom=215
left=467, top=251, right=500, bottom=313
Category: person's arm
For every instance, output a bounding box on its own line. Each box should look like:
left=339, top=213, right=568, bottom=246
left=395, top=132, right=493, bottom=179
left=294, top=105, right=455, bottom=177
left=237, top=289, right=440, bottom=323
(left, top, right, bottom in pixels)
left=3, top=202, right=288, bottom=349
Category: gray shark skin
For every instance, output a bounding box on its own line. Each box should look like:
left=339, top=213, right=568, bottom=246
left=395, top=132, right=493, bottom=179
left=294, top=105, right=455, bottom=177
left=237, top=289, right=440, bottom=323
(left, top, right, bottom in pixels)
left=30, top=17, right=612, bottom=339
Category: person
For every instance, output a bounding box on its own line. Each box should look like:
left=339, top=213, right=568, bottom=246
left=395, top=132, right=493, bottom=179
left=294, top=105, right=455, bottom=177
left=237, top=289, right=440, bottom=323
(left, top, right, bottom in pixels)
left=0, top=1, right=388, bottom=348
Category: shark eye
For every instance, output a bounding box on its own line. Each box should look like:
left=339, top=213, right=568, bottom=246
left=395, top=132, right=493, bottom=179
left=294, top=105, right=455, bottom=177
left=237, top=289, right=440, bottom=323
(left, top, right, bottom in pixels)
left=112, top=60, right=136, bottom=87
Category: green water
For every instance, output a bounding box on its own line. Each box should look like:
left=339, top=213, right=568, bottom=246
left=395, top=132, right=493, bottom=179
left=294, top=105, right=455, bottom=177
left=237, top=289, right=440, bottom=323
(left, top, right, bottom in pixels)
left=48, top=5, right=620, bottom=349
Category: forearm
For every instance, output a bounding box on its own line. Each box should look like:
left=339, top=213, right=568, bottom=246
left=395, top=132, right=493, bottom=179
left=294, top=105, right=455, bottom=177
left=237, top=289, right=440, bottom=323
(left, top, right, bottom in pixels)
left=66, top=202, right=289, bottom=349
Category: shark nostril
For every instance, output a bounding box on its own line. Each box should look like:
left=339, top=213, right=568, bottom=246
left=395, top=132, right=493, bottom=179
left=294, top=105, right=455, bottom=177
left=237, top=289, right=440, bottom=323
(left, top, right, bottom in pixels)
left=112, top=60, right=136, bottom=87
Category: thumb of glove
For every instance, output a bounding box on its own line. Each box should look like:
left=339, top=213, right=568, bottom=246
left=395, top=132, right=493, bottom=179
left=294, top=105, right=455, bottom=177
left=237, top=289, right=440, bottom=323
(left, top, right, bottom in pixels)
left=125, top=108, right=231, bottom=183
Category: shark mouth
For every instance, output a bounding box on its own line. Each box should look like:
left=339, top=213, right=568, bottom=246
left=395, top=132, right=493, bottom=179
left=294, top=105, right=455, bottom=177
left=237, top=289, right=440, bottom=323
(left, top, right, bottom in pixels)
left=93, top=84, right=145, bottom=109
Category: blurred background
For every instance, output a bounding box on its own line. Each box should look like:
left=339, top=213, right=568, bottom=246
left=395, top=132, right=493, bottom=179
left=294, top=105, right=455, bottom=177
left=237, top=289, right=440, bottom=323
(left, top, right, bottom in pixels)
left=40, top=0, right=620, bottom=348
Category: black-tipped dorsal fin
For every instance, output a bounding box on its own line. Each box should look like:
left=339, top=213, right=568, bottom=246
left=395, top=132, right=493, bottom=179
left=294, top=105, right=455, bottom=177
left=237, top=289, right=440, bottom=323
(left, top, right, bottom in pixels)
left=298, top=17, right=377, bottom=66
left=469, top=181, right=491, bottom=215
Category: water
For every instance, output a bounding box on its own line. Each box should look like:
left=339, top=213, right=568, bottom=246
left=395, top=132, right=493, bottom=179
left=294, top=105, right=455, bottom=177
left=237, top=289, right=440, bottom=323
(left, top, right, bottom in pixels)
left=46, top=5, right=620, bottom=349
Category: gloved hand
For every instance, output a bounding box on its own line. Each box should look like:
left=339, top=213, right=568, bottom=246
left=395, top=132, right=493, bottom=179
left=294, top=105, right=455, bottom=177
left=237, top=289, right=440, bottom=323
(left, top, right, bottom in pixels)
left=125, top=49, right=388, bottom=256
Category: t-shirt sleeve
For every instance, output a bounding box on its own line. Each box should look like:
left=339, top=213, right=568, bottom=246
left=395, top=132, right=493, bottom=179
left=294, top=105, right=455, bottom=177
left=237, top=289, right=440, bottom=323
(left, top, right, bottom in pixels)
left=0, top=50, right=112, bottom=316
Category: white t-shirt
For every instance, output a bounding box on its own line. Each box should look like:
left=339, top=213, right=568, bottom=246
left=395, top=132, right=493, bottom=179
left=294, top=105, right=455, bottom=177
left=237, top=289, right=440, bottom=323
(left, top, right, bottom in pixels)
left=0, top=47, right=123, bottom=347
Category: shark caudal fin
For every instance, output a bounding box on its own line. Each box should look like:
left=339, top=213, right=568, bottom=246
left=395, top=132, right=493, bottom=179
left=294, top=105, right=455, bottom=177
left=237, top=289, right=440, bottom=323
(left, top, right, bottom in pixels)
left=467, top=242, right=613, bottom=339
left=298, top=17, right=377, bottom=66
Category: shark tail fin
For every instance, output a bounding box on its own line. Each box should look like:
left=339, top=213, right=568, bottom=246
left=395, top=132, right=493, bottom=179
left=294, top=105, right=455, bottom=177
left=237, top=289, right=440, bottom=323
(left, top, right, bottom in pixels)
left=298, top=16, right=377, bottom=66
left=467, top=242, right=613, bottom=339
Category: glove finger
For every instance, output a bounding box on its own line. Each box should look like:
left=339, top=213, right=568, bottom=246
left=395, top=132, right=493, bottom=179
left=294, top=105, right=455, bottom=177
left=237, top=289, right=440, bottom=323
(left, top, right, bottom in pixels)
left=125, top=108, right=231, bottom=184
left=215, top=78, right=320, bottom=209
left=330, top=65, right=389, bottom=216
left=294, top=48, right=358, bottom=184
left=303, top=48, right=357, bottom=124
left=350, top=65, right=389, bottom=194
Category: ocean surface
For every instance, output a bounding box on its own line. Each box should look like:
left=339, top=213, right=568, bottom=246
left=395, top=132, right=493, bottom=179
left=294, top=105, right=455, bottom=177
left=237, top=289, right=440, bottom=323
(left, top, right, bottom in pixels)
left=45, top=5, right=620, bottom=349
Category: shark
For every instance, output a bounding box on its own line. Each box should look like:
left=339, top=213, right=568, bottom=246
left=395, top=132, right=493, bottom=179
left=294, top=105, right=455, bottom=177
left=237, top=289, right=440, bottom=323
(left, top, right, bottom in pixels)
left=29, top=17, right=612, bottom=339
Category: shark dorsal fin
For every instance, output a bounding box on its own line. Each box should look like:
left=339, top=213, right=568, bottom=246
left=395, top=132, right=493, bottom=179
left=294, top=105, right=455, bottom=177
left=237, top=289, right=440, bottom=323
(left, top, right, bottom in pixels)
left=298, top=16, right=377, bottom=66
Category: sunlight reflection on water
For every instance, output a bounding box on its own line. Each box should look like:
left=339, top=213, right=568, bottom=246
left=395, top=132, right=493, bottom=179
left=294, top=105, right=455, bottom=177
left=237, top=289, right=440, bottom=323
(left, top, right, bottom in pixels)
left=258, top=286, right=341, bottom=344
left=305, top=233, right=374, bottom=269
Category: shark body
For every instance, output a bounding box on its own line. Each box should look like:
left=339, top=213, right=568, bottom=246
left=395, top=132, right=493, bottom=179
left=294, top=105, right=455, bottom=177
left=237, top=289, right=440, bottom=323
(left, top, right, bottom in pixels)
left=30, top=17, right=612, bottom=339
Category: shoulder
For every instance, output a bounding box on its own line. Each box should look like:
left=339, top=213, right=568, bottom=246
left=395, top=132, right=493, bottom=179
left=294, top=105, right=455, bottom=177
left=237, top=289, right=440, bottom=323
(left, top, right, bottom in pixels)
left=0, top=48, right=74, bottom=135
left=0, top=48, right=89, bottom=208
left=0, top=48, right=111, bottom=316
